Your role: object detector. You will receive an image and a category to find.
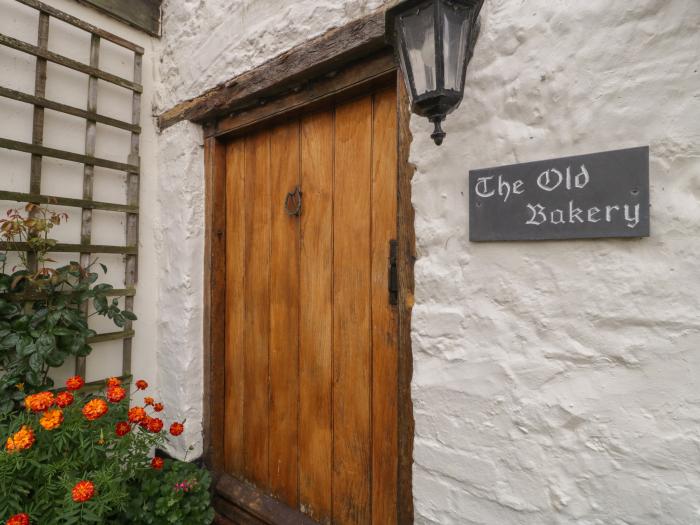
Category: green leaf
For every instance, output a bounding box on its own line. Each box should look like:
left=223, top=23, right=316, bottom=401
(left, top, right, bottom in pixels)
left=29, top=352, right=44, bottom=373
left=37, top=333, right=56, bottom=354
left=16, top=337, right=36, bottom=357
left=25, top=369, right=41, bottom=386
left=122, top=311, right=137, bottom=321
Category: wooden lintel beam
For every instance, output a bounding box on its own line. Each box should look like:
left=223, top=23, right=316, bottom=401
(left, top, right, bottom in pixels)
left=210, top=50, right=396, bottom=138
left=157, top=9, right=388, bottom=129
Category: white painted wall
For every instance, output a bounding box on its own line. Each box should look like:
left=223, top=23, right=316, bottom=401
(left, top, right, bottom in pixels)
left=8, top=0, right=697, bottom=521
left=0, top=0, right=161, bottom=430
left=410, top=1, right=700, bottom=523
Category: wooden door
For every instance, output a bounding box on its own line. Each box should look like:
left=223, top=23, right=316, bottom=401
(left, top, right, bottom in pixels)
left=223, top=85, right=398, bottom=525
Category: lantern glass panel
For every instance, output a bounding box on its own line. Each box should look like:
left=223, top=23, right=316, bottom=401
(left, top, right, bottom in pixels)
left=399, top=5, right=436, bottom=96
left=442, top=1, right=470, bottom=91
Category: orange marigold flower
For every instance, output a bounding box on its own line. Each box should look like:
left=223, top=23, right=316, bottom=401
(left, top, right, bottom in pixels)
left=143, top=396, right=154, bottom=406
left=139, top=415, right=152, bottom=429
left=153, top=402, right=164, bottom=412
left=135, top=379, right=148, bottom=390
left=25, top=391, right=54, bottom=412
left=71, top=480, right=95, bottom=503
left=169, top=422, right=184, bottom=436
left=65, top=376, right=84, bottom=391
left=115, top=421, right=131, bottom=437
left=128, top=406, right=147, bottom=423
left=106, top=377, right=121, bottom=388
left=6, top=513, right=30, bottom=525
left=106, top=386, right=126, bottom=403
left=82, top=399, right=108, bottom=421
left=5, top=426, right=35, bottom=453
left=55, top=391, right=74, bottom=408
left=39, top=409, right=63, bottom=431
left=147, top=417, right=164, bottom=433
left=151, top=457, right=164, bottom=470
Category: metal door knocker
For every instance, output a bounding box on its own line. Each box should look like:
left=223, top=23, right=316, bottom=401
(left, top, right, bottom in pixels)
left=284, top=186, right=302, bottom=216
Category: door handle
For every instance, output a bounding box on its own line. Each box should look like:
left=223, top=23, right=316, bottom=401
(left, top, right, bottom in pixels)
left=284, top=186, right=302, bottom=216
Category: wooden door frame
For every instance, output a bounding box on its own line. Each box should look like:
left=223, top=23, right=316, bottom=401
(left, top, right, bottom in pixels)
left=199, top=19, right=415, bottom=524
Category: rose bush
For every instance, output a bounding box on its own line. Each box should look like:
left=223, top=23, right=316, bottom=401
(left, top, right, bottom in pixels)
left=0, top=205, right=136, bottom=415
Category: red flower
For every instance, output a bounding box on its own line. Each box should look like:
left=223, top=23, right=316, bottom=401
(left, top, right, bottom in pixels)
left=169, top=422, right=185, bottom=436
left=106, top=377, right=121, bottom=388
left=55, top=391, right=74, bottom=408
left=106, top=386, right=126, bottom=403
left=66, top=376, right=84, bottom=391
left=6, top=513, right=30, bottom=525
left=147, top=418, right=164, bottom=433
left=82, top=399, right=108, bottom=421
left=115, top=421, right=131, bottom=437
left=153, top=402, right=164, bottom=412
left=128, top=406, right=147, bottom=423
left=151, top=457, right=164, bottom=470
left=135, top=380, right=148, bottom=390
left=143, top=396, right=154, bottom=406
left=139, top=416, right=152, bottom=429
left=71, top=480, right=95, bottom=503
left=24, top=392, right=54, bottom=412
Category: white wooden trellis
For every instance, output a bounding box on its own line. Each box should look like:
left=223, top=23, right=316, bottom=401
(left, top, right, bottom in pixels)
left=0, top=0, right=142, bottom=382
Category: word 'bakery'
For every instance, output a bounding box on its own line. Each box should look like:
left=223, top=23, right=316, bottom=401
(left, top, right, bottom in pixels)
left=474, top=164, right=642, bottom=230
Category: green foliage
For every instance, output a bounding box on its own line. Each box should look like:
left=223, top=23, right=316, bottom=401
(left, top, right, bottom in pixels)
left=0, top=384, right=163, bottom=524
left=112, top=459, right=215, bottom=525
left=0, top=204, right=136, bottom=415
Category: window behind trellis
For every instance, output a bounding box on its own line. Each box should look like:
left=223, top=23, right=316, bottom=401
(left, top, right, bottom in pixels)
left=0, top=0, right=142, bottom=386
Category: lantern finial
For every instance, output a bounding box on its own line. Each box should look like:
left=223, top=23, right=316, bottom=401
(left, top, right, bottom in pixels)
left=430, top=117, right=446, bottom=146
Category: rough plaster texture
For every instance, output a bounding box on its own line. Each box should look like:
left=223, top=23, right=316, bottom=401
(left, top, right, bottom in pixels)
left=410, top=0, right=700, bottom=523
left=153, top=0, right=700, bottom=521
left=154, top=0, right=387, bottom=111
left=155, top=121, right=205, bottom=458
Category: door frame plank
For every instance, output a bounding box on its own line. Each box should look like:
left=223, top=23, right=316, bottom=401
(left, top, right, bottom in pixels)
left=203, top=49, right=415, bottom=524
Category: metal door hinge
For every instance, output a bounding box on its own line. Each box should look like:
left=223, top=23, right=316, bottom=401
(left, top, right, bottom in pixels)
left=389, top=239, right=398, bottom=306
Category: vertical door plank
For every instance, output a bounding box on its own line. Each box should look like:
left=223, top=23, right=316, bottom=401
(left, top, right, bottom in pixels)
left=224, top=139, right=246, bottom=475
left=370, top=88, right=399, bottom=525
left=299, top=110, right=334, bottom=524
left=396, top=78, right=416, bottom=525
left=269, top=121, right=301, bottom=507
left=243, top=131, right=271, bottom=487
left=205, top=136, right=228, bottom=472
left=333, top=96, right=373, bottom=525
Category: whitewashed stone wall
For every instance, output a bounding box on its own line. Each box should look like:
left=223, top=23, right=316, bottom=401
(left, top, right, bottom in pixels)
left=156, top=0, right=700, bottom=522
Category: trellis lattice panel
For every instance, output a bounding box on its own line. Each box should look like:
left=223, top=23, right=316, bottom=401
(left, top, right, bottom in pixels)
left=0, top=0, right=142, bottom=384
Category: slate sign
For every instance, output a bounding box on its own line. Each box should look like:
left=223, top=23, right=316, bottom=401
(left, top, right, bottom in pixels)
left=469, top=146, right=650, bottom=241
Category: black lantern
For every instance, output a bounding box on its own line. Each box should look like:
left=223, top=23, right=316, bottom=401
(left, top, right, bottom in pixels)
left=386, top=0, right=484, bottom=145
